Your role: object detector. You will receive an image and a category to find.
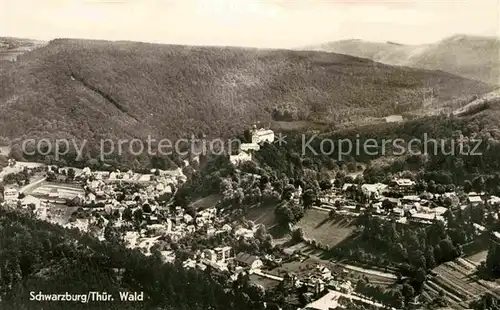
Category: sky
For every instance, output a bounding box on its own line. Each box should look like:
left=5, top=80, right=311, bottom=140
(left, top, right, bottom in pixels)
left=1, top=0, right=499, bottom=48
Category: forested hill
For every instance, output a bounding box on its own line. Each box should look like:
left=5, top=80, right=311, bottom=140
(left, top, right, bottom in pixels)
left=0, top=38, right=493, bottom=153
left=0, top=209, right=262, bottom=310
left=302, top=35, right=500, bottom=85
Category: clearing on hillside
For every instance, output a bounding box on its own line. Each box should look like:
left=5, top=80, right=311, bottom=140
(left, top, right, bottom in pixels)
left=189, top=194, right=221, bottom=211
left=246, top=205, right=278, bottom=228
left=297, top=209, right=357, bottom=247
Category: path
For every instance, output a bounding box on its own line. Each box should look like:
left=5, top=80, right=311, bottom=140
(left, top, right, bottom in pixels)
left=340, top=264, right=397, bottom=279
left=20, top=177, right=46, bottom=193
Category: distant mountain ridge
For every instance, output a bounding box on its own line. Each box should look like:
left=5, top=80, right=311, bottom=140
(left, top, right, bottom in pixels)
left=0, top=36, right=46, bottom=61
left=301, top=34, right=500, bottom=85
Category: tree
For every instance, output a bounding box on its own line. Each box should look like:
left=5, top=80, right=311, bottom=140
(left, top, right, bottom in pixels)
left=402, top=283, right=415, bottom=301
left=275, top=204, right=294, bottom=226
left=425, top=246, right=436, bottom=269
left=122, top=208, right=133, bottom=222
left=485, top=243, right=500, bottom=277
left=472, top=176, right=485, bottom=193
left=464, top=180, right=473, bottom=193
left=427, top=180, right=436, bottom=193
left=291, top=228, right=304, bottom=242
left=104, top=222, right=122, bottom=244
left=67, top=168, right=75, bottom=180
left=302, top=189, right=316, bottom=209
left=142, top=203, right=152, bottom=213
left=133, top=209, right=144, bottom=225
left=471, top=293, right=500, bottom=310
left=439, top=238, right=456, bottom=261
left=382, top=198, right=394, bottom=211
left=329, top=209, right=336, bottom=219
left=415, top=267, right=427, bottom=283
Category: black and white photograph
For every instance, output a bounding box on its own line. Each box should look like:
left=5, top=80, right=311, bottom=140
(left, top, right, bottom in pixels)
left=0, top=0, right=500, bottom=309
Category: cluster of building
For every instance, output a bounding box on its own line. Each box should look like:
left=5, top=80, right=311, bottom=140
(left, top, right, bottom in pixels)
left=230, top=126, right=275, bottom=164
left=79, top=167, right=186, bottom=198
left=322, top=178, right=463, bottom=225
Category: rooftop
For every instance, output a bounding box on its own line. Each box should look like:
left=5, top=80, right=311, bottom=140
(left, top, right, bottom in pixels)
left=234, top=252, right=260, bottom=265
left=305, top=290, right=340, bottom=310
left=468, top=196, right=483, bottom=203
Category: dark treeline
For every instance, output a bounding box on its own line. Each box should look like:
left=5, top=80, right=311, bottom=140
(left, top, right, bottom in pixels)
left=0, top=209, right=265, bottom=310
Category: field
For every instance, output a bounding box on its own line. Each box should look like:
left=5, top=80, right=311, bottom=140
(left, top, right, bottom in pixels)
left=297, top=209, right=357, bottom=247
left=249, top=274, right=281, bottom=290
left=189, top=194, right=220, bottom=211
left=424, top=258, right=500, bottom=308
left=246, top=205, right=278, bottom=228
left=271, top=120, right=328, bottom=132
left=26, top=181, right=85, bottom=200
left=465, top=250, right=488, bottom=265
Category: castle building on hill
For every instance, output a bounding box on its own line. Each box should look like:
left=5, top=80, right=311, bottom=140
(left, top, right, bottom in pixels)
left=250, top=127, right=275, bottom=144
left=229, top=126, right=275, bottom=165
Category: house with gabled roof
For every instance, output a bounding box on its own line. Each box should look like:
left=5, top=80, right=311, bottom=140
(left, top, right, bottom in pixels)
left=468, top=195, right=483, bottom=206
left=234, top=252, right=263, bottom=270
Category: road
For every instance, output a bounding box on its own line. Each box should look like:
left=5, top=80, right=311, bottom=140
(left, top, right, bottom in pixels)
left=340, top=264, right=397, bottom=279
left=20, top=176, right=46, bottom=193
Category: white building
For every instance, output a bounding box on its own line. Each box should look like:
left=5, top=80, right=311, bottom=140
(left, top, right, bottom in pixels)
left=230, top=151, right=252, bottom=165
left=385, top=115, right=404, bottom=123
left=3, top=186, right=19, bottom=202
left=489, top=196, right=500, bottom=205
left=240, top=143, right=260, bottom=152
left=20, top=195, right=42, bottom=209
left=214, top=246, right=232, bottom=262
left=304, top=290, right=340, bottom=310
left=393, top=178, right=415, bottom=187
left=251, top=128, right=275, bottom=144
left=468, top=195, right=483, bottom=206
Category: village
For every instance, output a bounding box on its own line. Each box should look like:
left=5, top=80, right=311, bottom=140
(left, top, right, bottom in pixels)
left=1, top=128, right=500, bottom=310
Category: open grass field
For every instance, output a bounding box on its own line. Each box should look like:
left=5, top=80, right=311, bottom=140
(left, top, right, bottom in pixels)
left=465, top=249, right=488, bottom=265
left=297, top=209, right=357, bottom=247
left=27, top=181, right=84, bottom=200
left=269, top=257, right=336, bottom=279
left=246, top=204, right=278, bottom=228
left=189, top=194, right=220, bottom=211
left=466, top=250, right=488, bottom=265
